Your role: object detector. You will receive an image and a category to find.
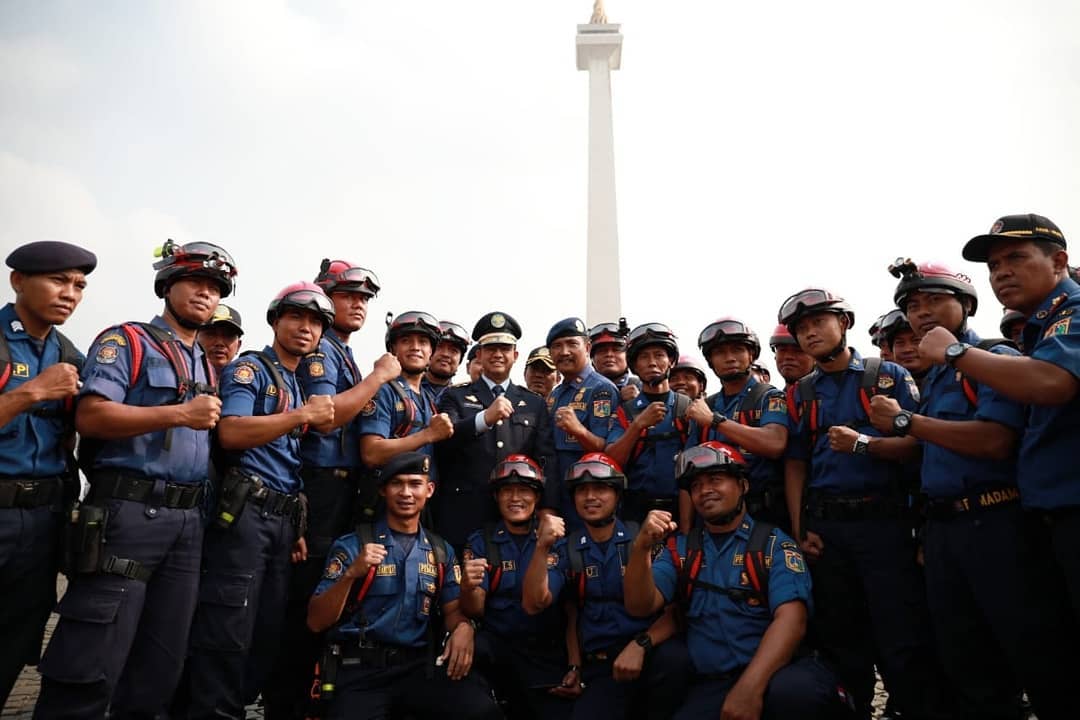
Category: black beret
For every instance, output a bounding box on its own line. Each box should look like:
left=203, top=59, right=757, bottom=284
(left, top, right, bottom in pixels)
left=546, top=317, right=588, bottom=347
left=377, top=451, right=431, bottom=484
left=6, top=241, right=97, bottom=275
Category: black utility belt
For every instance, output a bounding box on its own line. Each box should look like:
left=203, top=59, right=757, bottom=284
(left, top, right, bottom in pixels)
left=338, top=641, right=429, bottom=668
left=301, top=467, right=353, bottom=481
left=806, top=493, right=901, bottom=521
left=0, top=476, right=62, bottom=509
left=89, top=471, right=203, bottom=509
left=214, top=468, right=303, bottom=530
left=926, top=486, right=1020, bottom=521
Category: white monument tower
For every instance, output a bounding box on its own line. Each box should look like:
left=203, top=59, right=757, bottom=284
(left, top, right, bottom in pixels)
left=577, top=1, right=623, bottom=327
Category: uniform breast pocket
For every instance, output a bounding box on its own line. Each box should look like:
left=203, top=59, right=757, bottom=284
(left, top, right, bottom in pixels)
left=417, top=572, right=439, bottom=618
left=934, top=391, right=971, bottom=420
left=143, top=362, right=178, bottom=402
left=511, top=414, right=537, bottom=434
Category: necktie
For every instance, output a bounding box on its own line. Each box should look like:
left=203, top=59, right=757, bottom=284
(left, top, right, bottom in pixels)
left=492, top=385, right=504, bottom=397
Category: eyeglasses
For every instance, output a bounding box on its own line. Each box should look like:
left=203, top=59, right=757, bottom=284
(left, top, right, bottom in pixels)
left=778, top=289, right=836, bottom=324
left=675, top=444, right=745, bottom=480
left=698, top=319, right=753, bottom=346
left=627, top=323, right=676, bottom=344
left=491, top=458, right=543, bottom=482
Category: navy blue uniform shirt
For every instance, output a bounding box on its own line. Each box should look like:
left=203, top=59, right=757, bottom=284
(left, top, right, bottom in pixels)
left=297, top=333, right=362, bottom=469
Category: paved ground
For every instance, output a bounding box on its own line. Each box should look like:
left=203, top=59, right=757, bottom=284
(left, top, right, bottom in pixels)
left=4, top=577, right=894, bottom=719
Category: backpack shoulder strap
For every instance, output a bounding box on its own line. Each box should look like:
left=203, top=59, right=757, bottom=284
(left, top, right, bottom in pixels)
left=959, top=338, right=1016, bottom=407
left=858, top=357, right=883, bottom=417
left=424, top=527, right=450, bottom=593
left=0, top=333, right=11, bottom=392
left=386, top=378, right=418, bottom=438
left=670, top=391, right=692, bottom=445
left=678, top=527, right=705, bottom=605
left=567, top=529, right=586, bottom=576
left=618, top=521, right=639, bottom=567
left=323, top=336, right=361, bottom=385
left=483, top=522, right=503, bottom=593
left=349, top=523, right=380, bottom=608
left=737, top=381, right=774, bottom=426
left=54, top=330, right=83, bottom=372
left=239, top=350, right=290, bottom=414
left=616, top=396, right=640, bottom=429
left=743, top=521, right=777, bottom=604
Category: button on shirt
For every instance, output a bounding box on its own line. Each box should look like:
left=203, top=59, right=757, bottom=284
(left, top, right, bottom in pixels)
left=316, top=520, right=461, bottom=648
left=918, top=329, right=1024, bottom=499
left=219, top=347, right=305, bottom=494
left=651, top=518, right=812, bottom=674
left=80, top=316, right=211, bottom=485
left=0, top=303, right=83, bottom=477
left=1018, top=278, right=1080, bottom=509
left=787, top=350, right=919, bottom=494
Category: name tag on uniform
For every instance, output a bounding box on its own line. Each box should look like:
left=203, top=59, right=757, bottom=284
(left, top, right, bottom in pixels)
left=376, top=564, right=397, bottom=577
left=418, top=562, right=438, bottom=576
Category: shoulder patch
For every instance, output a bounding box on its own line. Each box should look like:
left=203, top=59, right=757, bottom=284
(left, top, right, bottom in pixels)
left=98, top=332, right=127, bottom=347
left=324, top=550, right=349, bottom=581
left=547, top=552, right=559, bottom=568
left=361, top=399, right=377, bottom=416
left=784, top=549, right=806, bottom=573
left=308, top=361, right=325, bottom=377
left=233, top=363, right=256, bottom=384
left=767, top=395, right=786, bottom=414
left=95, top=344, right=119, bottom=365
left=1045, top=317, right=1072, bottom=338
left=593, top=399, right=611, bottom=417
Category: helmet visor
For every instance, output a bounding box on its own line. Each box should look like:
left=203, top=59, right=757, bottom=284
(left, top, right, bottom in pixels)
left=329, top=266, right=381, bottom=295
left=675, top=445, right=745, bottom=482
left=778, top=289, right=834, bottom=324
left=699, top=319, right=753, bottom=347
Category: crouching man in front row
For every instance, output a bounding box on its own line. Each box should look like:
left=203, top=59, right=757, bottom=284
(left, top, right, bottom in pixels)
left=306, top=451, right=502, bottom=720
left=624, top=441, right=854, bottom=719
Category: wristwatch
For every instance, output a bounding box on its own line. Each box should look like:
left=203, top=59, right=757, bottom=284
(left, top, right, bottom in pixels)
left=892, top=410, right=914, bottom=437
left=945, top=342, right=972, bottom=367
left=711, top=412, right=728, bottom=429
left=852, top=433, right=870, bottom=455
left=634, top=632, right=653, bottom=653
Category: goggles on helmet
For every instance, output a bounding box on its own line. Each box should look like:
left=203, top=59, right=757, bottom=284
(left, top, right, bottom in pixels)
left=675, top=443, right=747, bottom=488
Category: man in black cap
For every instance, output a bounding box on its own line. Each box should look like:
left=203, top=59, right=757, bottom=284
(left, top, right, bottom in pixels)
left=197, top=302, right=244, bottom=372
left=916, top=213, right=1080, bottom=667
left=433, top=312, right=555, bottom=552
left=0, top=241, right=95, bottom=707
left=523, top=346, right=559, bottom=398
left=466, top=344, right=482, bottom=383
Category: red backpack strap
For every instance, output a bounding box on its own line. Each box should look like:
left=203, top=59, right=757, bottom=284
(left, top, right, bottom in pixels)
left=960, top=377, right=978, bottom=407
left=387, top=379, right=418, bottom=438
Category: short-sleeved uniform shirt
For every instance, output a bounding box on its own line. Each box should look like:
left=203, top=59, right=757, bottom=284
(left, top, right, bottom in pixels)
left=0, top=303, right=83, bottom=477
left=652, top=517, right=811, bottom=674
left=464, top=521, right=566, bottom=638
left=554, top=519, right=654, bottom=653
left=686, top=377, right=788, bottom=496
left=316, top=520, right=462, bottom=648
left=80, top=316, right=211, bottom=485
left=918, top=328, right=1025, bottom=499
left=1018, top=278, right=1080, bottom=509
left=787, top=350, right=920, bottom=494
left=297, top=333, right=363, bottom=470
left=545, top=367, right=616, bottom=511
left=219, top=346, right=305, bottom=494
left=357, top=376, right=437, bottom=476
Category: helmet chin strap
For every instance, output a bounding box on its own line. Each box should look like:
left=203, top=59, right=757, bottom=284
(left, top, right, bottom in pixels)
left=585, top=515, right=616, bottom=528
left=641, top=369, right=670, bottom=389
left=719, top=368, right=751, bottom=382
left=705, top=495, right=745, bottom=527
left=507, top=517, right=533, bottom=529
left=164, top=297, right=208, bottom=331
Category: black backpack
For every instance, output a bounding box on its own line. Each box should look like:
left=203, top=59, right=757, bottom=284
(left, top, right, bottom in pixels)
left=697, top=381, right=778, bottom=444
left=566, top=522, right=640, bottom=608
left=615, top=393, right=691, bottom=462
left=664, top=521, right=776, bottom=609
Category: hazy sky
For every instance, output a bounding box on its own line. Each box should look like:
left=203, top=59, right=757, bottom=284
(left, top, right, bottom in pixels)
left=2, top=1, right=1078, bottom=381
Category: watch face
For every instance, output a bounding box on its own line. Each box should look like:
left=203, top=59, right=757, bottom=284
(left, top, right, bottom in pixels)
left=895, top=414, right=910, bottom=429
left=946, top=343, right=965, bottom=360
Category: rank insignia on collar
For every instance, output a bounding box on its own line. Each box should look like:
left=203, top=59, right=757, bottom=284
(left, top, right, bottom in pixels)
left=518, top=400, right=527, bottom=406
left=465, top=395, right=478, bottom=403
left=1036, top=310, right=1049, bottom=320
left=10, top=320, right=24, bottom=333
